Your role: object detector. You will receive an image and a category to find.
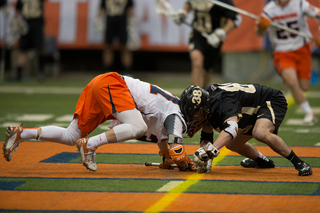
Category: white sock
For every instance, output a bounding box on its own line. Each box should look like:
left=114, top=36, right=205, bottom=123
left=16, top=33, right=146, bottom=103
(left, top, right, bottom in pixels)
left=87, top=133, right=108, bottom=149
left=258, top=151, right=269, bottom=162
left=20, top=128, right=38, bottom=140
left=299, top=101, right=313, bottom=114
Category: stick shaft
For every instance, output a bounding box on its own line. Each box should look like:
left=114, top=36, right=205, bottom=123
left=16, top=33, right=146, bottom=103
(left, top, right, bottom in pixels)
left=208, top=0, right=316, bottom=41
left=145, top=162, right=177, bottom=167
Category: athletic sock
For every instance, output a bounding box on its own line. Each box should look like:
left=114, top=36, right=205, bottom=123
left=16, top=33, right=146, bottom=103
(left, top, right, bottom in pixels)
left=87, top=133, right=108, bottom=149
left=299, top=101, right=313, bottom=114
left=20, top=128, right=38, bottom=140
left=257, top=151, right=269, bottom=162
left=286, top=150, right=303, bottom=169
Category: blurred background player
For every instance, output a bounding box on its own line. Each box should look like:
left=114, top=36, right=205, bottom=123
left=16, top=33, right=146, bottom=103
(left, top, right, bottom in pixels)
left=12, top=0, right=46, bottom=82
left=171, top=0, right=241, bottom=88
left=95, top=0, right=137, bottom=75
left=3, top=72, right=195, bottom=172
left=256, top=0, right=320, bottom=124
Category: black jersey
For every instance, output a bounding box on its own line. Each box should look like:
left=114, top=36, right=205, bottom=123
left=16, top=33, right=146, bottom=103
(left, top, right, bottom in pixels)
left=16, top=0, right=45, bottom=23
left=100, top=0, right=133, bottom=17
left=204, top=83, right=288, bottom=135
left=188, top=0, right=239, bottom=34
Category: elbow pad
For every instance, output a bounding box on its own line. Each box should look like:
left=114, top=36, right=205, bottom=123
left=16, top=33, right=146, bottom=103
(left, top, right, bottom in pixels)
left=223, top=120, right=238, bottom=140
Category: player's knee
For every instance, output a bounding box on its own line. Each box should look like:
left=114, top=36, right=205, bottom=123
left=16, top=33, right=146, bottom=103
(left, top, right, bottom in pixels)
left=131, top=120, right=147, bottom=138
left=252, top=130, right=267, bottom=143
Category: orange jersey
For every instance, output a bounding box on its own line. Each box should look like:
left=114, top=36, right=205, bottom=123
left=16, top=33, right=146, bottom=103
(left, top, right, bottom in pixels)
left=74, top=72, right=136, bottom=137
left=273, top=44, right=312, bottom=80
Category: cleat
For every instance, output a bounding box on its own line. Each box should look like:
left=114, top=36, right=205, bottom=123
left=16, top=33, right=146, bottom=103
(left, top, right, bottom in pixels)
left=296, top=162, right=312, bottom=176
left=3, top=124, right=24, bottom=161
left=76, top=138, right=97, bottom=171
left=241, top=158, right=275, bottom=168
left=303, top=112, right=317, bottom=125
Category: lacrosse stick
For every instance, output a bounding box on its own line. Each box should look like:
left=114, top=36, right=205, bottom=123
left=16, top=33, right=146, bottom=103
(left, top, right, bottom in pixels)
left=145, top=162, right=177, bottom=167
left=208, top=0, right=317, bottom=41
left=155, top=0, right=209, bottom=39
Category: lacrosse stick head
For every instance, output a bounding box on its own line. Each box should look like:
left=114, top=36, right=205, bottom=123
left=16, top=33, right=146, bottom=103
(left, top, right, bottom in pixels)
left=155, top=0, right=175, bottom=16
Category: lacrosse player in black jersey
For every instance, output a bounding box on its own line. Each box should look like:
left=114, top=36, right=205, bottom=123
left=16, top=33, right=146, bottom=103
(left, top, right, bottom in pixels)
left=96, top=0, right=137, bottom=75
left=179, top=83, right=312, bottom=176
left=171, top=0, right=241, bottom=88
left=12, top=0, right=46, bottom=82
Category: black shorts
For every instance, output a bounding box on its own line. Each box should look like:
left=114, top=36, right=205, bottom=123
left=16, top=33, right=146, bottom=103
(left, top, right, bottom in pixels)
left=256, top=91, right=288, bottom=135
left=237, top=91, right=287, bottom=136
left=19, top=19, right=44, bottom=51
left=105, top=16, right=127, bottom=45
left=189, top=30, right=221, bottom=72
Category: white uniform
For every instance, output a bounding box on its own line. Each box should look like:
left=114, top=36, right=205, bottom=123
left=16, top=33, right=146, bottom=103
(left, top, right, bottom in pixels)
left=109, top=75, right=187, bottom=143
left=263, top=0, right=319, bottom=52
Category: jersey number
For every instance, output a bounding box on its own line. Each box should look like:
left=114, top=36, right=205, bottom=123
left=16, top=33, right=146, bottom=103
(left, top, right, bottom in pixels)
left=276, top=21, right=299, bottom=39
left=218, top=83, right=256, bottom=93
left=150, top=85, right=179, bottom=105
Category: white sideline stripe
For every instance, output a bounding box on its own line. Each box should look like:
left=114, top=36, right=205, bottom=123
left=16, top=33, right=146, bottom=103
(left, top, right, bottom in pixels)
left=16, top=114, right=54, bottom=121
left=156, top=181, right=184, bottom=192
left=315, top=142, right=320, bottom=146
left=0, top=86, right=182, bottom=95
left=0, top=86, right=83, bottom=94
left=295, top=107, right=320, bottom=114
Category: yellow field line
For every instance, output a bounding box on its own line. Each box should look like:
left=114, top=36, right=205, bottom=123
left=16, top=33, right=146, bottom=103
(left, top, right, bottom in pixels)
left=145, top=90, right=298, bottom=213
left=144, top=147, right=230, bottom=213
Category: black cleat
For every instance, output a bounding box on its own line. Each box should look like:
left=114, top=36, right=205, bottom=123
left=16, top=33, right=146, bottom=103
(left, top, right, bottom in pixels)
left=296, top=162, right=312, bottom=176
left=241, top=158, right=275, bottom=168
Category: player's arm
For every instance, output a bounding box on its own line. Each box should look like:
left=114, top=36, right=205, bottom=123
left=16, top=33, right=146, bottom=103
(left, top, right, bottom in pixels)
left=97, top=0, right=105, bottom=17
left=255, top=13, right=271, bottom=37
left=212, top=116, right=238, bottom=150
left=171, top=2, right=192, bottom=25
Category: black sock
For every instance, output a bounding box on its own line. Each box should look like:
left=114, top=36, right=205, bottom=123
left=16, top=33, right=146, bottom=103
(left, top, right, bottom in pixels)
left=286, top=150, right=303, bottom=168
left=255, top=156, right=268, bottom=164
left=38, top=55, right=45, bottom=74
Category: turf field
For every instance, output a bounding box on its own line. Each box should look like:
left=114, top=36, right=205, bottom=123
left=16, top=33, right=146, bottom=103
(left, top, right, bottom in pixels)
left=0, top=71, right=320, bottom=213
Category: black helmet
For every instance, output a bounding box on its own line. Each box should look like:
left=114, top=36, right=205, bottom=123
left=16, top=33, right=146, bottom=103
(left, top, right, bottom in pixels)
left=179, top=85, right=210, bottom=137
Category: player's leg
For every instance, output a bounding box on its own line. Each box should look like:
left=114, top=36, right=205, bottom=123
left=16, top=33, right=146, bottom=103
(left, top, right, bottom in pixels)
left=252, top=100, right=312, bottom=176
left=190, top=49, right=206, bottom=88
left=32, top=21, right=46, bottom=82
left=103, top=20, right=115, bottom=72
left=103, top=44, right=114, bottom=72
left=296, top=47, right=316, bottom=124
left=226, top=134, right=275, bottom=168
left=3, top=117, right=82, bottom=161
left=119, top=16, right=133, bottom=74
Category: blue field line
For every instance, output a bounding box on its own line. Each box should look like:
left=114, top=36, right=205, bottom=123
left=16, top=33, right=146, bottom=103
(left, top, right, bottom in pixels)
left=1, top=176, right=319, bottom=184
left=39, top=152, right=320, bottom=168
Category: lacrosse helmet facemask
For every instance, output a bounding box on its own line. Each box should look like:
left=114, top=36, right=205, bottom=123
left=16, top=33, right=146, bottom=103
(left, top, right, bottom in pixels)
left=179, top=85, right=211, bottom=138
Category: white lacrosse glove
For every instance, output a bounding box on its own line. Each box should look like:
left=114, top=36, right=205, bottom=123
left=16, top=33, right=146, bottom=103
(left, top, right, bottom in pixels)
left=171, top=9, right=187, bottom=25
left=207, top=28, right=227, bottom=48
left=94, top=16, right=105, bottom=32
left=193, top=156, right=213, bottom=173
left=193, top=142, right=219, bottom=173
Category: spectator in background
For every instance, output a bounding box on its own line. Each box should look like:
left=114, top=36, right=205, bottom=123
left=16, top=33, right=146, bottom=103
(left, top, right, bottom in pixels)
left=171, top=0, right=241, bottom=88
left=256, top=0, right=319, bottom=124
left=12, top=0, right=46, bottom=82
left=96, top=0, right=137, bottom=76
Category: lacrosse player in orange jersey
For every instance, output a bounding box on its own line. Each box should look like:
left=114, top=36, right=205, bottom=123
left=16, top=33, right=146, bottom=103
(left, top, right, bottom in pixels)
left=3, top=72, right=195, bottom=172
left=257, top=0, right=320, bottom=124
